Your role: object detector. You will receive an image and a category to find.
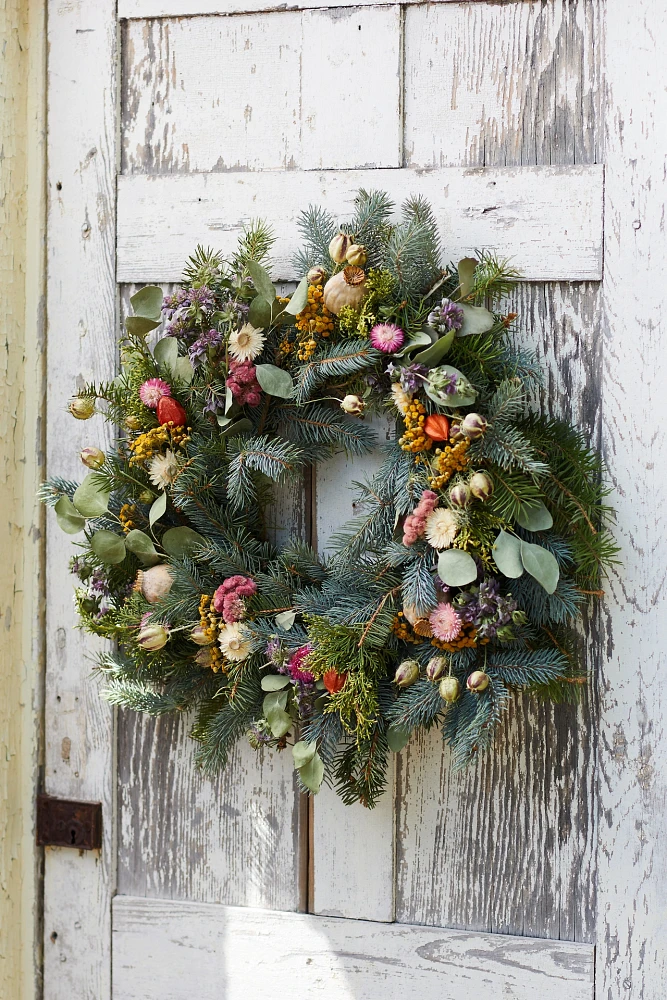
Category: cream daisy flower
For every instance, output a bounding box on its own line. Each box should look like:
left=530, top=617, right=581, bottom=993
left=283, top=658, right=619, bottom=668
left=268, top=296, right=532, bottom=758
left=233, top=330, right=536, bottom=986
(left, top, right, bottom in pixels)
left=390, top=381, right=412, bottom=416
left=424, top=508, right=459, bottom=549
left=147, top=449, right=182, bottom=491
left=229, top=323, right=265, bottom=362
left=218, top=622, right=252, bottom=662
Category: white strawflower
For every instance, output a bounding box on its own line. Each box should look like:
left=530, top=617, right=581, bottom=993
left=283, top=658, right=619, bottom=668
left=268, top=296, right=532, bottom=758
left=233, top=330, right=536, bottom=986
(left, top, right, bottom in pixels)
left=424, top=508, right=459, bottom=549
left=147, top=449, right=182, bottom=490
left=229, top=323, right=265, bottom=362
left=218, top=623, right=252, bottom=662
left=391, top=382, right=412, bottom=415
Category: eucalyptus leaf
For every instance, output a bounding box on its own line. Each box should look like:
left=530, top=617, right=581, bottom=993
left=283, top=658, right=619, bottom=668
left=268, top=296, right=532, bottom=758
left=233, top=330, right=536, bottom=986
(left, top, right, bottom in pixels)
left=457, top=257, right=478, bottom=298
left=292, top=740, right=317, bottom=769
left=275, top=610, right=296, bottom=631
left=284, top=275, right=309, bottom=316
left=387, top=725, right=411, bottom=753
left=520, top=540, right=560, bottom=594
left=515, top=501, right=554, bottom=532
left=224, top=386, right=234, bottom=415
left=161, top=526, right=205, bottom=558
left=72, top=474, right=110, bottom=518
left=265, top=704, right=292, bottom=738
left=130, top=285, right=163, bottom=321
left=263, top=690, right=289, bottom=713
left=414, top=328, right=456, bottom=366
left=458, top=302, right=495, bottom=337
left=54, top=495, right=86, bottom=534
left=492, top=530, right=524, bottom=578
left=261, top=675, right=291, bottom=692
left=247, top=260, right=276, bottom=305
left=425, top=365, right=477, bottom=408
left=124, top=529, right=161, bottom=566
left=149, top=491, right=167, bottom=528
left=125, top=316, right=161, bottom=337
left=172, top=356, right=194, bottom=385
left=394, top=329, right=434, bottom=358
left=90, top=529, right=127, bottom=565
left=298, top=750, right=324, bottom=793
left=248, top=295, right=272, bottom=328
left=153, top=336, right=178, bottom=371
left=218, top=417, right=253, bottom=439
left=255, top=363, right=294, bottom=399
left=437, top=548, right=478, bottom=586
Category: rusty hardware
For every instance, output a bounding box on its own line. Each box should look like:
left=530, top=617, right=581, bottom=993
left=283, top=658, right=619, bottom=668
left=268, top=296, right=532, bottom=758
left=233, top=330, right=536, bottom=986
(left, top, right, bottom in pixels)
left=36, top=794, right=102, bottom=850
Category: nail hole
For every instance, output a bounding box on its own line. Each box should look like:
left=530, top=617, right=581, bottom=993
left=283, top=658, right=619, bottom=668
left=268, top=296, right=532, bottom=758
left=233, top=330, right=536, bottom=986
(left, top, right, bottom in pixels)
left=56, top=181, right=62, bottom=191
left=50, top=931, right=58, bottom=943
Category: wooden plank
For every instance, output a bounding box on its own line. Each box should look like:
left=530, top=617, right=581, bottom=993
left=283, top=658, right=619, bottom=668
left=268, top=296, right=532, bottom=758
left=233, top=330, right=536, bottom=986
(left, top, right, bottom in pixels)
left=44, top=0, right=117, bottom=996
left=117, top=165, right=604, bottom=283
left=404, top=0, right=602, bottom=168
left=311, top=419, right=395, bottom=922
left=597, top=0, right=667, bottom=996
left=112, top=896, right=595, bottom=1000
left=119, top=0, right=486, bottom=19
left=300, top=7, right=402, bottom=170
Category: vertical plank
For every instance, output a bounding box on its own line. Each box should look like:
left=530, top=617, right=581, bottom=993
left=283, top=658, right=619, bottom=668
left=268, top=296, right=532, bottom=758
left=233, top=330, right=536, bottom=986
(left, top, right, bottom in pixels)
left=598, top=1, right=667, bottom=996
left=44, top=0, right=117, bottom=996
left=301, top=5, right=402, bottom=170
left=311, top=418, right=396, bottom=922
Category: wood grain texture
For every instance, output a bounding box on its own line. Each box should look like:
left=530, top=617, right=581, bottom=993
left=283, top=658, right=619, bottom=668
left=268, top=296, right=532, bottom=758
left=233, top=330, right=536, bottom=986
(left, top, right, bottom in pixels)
left=119, top=0, right=487, bottom=19
left=117, top=165, right=604, bottom=283
left=112, top=896, right=595, bottom=1000
left=44, top=0, right=117, bottom=997
left=122, top=7, right=402, bottom=174
left=597, top=1, right=667, bottom=997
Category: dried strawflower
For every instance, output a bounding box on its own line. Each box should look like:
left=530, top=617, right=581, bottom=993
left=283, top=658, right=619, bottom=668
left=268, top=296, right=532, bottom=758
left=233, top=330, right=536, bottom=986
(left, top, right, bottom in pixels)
left=218, top=623, right=252, bottom=662
left=424, top=508, right=458, bottom=550
left=139, top=378, right=172, bottom=410
left=229, top=323, right=265, bottom=363
left=369, top=323, right=405, bottom=353
left=429, top=603, right=463, bottom=642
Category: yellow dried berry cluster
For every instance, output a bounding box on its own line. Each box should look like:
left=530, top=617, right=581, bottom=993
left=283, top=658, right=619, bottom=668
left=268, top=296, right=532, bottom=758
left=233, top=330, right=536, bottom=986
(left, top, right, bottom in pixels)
left=392, top=613, right=422, bottom=644
left=128, top=424, right=190, bottom=466
left=294, top=283, right=335, bottom=360
left=197, top=594, right=224, bottom=672
left=428, top=438, right=470, bottom=489
left=119, top=503, right=140, bottom=533
left=399, top=400, right=433, bottom=454
left=431, top=621, right=488, bottom=652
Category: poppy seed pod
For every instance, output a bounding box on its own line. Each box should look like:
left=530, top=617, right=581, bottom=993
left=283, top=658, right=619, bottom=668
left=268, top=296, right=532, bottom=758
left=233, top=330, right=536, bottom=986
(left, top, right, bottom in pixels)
left=340, top=394, right=365, bottom=415
left=69, top=397, right=95, bottom=420
left=449, top=482, right=470, bottom=507
left=460, top=412, right=488, bottom=440
left=135, top=564, right=174, bottom=605
left=394, top=659, right=420, bottom=688
left=80, top=446, right=105, bottom=470
left=328, top=232, right=354, bottom=264
left=466, top=670, right=490, bottom=693
left=469, top=471, right=493, bottom=501
left=307, top=266, right=327, bottom=285
left=439, top=676, right=461, bottom=703
left=346, top=243, right=367, bottom=267
left=426, top=656, right=447, bottom=682
left=138, top=623, right=170, bottom=651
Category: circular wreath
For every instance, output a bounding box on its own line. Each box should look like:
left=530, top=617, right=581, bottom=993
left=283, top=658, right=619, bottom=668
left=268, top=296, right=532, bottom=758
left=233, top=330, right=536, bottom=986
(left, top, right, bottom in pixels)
left=42, top=190, right=616, bottom=807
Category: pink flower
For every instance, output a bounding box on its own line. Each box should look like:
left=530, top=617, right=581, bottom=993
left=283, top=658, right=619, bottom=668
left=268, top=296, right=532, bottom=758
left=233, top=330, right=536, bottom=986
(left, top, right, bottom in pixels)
left=287, top=644, right=315, bottom=684
left=212, top=575, right=258, bottom=623
left=402, top=489, right=439, bottom=545
left=139, top=378, right=172, bottom=410
left=369, top=323, right=405, bottom=354
left=429, top=603, right=463, bottom=642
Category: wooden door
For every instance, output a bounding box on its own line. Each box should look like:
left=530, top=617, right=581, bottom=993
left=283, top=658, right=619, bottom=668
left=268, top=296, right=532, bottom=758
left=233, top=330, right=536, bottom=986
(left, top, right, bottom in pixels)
left=43, top=1, right=665, bottom=998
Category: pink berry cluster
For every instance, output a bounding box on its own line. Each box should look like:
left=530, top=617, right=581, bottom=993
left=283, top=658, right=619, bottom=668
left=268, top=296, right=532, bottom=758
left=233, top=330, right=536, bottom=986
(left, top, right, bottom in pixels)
left=226, top=361, right=262, bottom=407
left=402, top=489, right=439, bottom=546
left=212, top=575, right=258, bottom=624
left=287, top=644, right=315, bottom=684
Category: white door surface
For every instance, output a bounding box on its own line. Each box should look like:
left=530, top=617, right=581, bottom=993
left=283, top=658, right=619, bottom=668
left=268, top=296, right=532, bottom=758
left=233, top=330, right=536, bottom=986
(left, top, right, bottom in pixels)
left=43, top=0, right=666, bottom=997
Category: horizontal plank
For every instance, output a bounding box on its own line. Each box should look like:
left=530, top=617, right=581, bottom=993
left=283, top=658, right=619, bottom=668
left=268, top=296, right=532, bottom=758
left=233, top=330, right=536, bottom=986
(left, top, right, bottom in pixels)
left=120, top=0, right=468, bottom=19
left=112, top=896, right=594, bottom=1000
left=117, top=165, right=604, bottom=283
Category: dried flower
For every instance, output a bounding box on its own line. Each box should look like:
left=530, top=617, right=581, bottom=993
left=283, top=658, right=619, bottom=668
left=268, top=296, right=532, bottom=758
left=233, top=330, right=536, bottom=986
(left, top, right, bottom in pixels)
left=466, top=670, right=490, bottom=692
left=469, top=471, right=493, bottom=500
left=226, top=360, right=262, bottom=407
left=391, top=382, right=412, bottom=415
left=218, top=622, right=252, bottom=662
left=189, top=328, right=223, bottom=367
left=139, top=378, right=172, bottom=410
left=460, top=413, right=488, bottom=440
left=402, top=489, right=439, bottom=546
left=340, top=394, right=365, bottom=415
left=429, top=603, right=463, bottom=642
left=439, top=676, right=461, bottom=703
left=369, top=323, right=405, bottom=353
left=229, top=323, right=265, bottom=363
left=394, top=659, right=420, bottom=688
left=80, top=446, right=105, bottom=470
left=424, top=508, right=458, bottom=549
left=147, top=449, right=182, bottom=490
left=138, top=623, right=170, bottom=651
left=213, top=575, right=257, bottom=623
left=287, top=644, right=315, bottom=683
left=427, top=298, right=464, bottom=335
left=69, top=397, right=95, bottom=420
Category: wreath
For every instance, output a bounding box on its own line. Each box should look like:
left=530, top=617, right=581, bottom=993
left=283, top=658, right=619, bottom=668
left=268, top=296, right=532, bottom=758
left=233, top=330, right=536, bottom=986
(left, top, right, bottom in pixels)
left=42, top=190, right=616, bottom=807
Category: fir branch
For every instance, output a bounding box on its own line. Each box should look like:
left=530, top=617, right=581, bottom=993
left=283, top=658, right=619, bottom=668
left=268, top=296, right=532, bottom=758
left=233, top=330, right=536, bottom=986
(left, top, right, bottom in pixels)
left=294, top=340, right=383, bottom=403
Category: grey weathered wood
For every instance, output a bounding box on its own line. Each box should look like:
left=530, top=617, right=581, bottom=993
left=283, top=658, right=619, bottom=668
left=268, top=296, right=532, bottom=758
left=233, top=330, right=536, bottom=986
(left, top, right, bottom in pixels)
left=44, top=0, right=117, bottom=996
left=112, top=896, right=595, bottom=1000
left=597, top=1, right=667, bottom=996
left=119, top=0, right=525, bottom=18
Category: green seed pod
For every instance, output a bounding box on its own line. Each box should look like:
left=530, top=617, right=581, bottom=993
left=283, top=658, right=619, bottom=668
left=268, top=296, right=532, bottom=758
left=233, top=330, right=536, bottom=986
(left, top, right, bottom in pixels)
left=426, top=656, right=447, bottom=682
left=466, top=670, right=490, bottom=693
left=469, top=471, right=493, bottom=501
left=69, top=397, right=95, bottom=420
left=394, top=659, right=420, bottom=688
left=439, top=676, right=461, bottom=703
left=137, top=623, right=169, bottom=651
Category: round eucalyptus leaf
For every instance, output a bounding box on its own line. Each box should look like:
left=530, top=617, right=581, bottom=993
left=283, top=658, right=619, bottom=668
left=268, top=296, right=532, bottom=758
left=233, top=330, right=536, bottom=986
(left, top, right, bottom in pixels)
left=54, top=495, right=86, bottom=534
left=292, top=739, right=317, bottom=769
left=520, top=540, right=560, bottom=594
left=387, top=725, right=411, bottom=753
left=246, top=260, right=276, bottom=304
left=149, top=492, right=167, bottom=528
left=218, top=417, right=253, bottom=439
left=284, top=275, right=309, bottom=316
left=72, top=474, right=110, bottom=518
left=248, top=295, right=272, bottom=328
left=414, top=328, right=456, bottom=366
left=458, top=303, right=496, bottom=337
left=161, top=526, right=205, bottom=558
left=263, top=689, right=288, bottom=713
left=125, top=316, right=161, bottom=338
left=125, top=529, right=161, bottom=566
left=255, top=363, right=294, bottom=399
left=90, top=529, right=127, bottom=565
left=265, top=704, right=292, bottom=739
left=457, top=257, right=478, bottom=298
left=515, top=501, right=554, bottom=532
left=298, top=750, right=324, bottom=793
left=437, top=548, right=478, bottom=586
left=394, top=329, right=434, bottom=358
left=492, top=530, right=524, bottom=578
left=172, top=356, right=194, bottom=385
left=153, top=336, right=178, bottom=371
left=261, top=675, right=291, bottom=692
left=275, top=610, right=296, bottom=631
left=130, top=285, right=163, bottom=321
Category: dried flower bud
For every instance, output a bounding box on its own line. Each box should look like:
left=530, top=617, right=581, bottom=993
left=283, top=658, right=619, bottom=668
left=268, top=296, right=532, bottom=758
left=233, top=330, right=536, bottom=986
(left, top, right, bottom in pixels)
left=125, top=414, right=143, bottom=431
left=340, top=394, right=365, bottom=415
left=449, top=421, right=463, bottom=442
left=449, top=482, right=470, bottom=507
left=69, top=397, right=95, bottom=420
left=394, top=659, right=420, bottom=688
left=460, top=412, right=488, bottom=440
left=138, top=489, right=155, bottom=504
left=329, top=232, right=353, bottom=264
left=512, top=609, right=528, bottom=626
left=466, top=670, right=490, bottom=693
left=307, top=266, right=327, bottom=285
left=138, top=623, right=169, bottom=651
left=426, top=656, right=447, bottom=682
left=346, top=243, right=367, bottom=267
left=469, top=471, right=493, bottom=501
left=80, top=446, right=105, bottom=470
left=190, top=625, right=212, bottom=646
left=496, top=626, right=515, bottom=642
left=439, top=676, right=461, bottom=703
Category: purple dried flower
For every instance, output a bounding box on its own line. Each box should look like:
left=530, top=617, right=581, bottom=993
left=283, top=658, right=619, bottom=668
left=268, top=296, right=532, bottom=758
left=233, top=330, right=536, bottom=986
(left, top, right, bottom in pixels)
left=189, top=328, right=223, bottom=367
left=399, top=363, right=429, bottom=394
left=188, top=286, right=215, bottom=311
left=427, top=297, right=464, bottom=335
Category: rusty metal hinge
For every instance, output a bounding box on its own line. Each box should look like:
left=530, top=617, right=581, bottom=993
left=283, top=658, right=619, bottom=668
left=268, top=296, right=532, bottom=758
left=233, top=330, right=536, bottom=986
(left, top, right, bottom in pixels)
left=36, top=794, right=102, bottom=850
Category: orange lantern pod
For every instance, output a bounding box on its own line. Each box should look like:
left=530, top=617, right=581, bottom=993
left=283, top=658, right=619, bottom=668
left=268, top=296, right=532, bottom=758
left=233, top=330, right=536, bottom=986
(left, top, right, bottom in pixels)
left=323, top=670, right=347, bottom=694
left=424, top=413, right=450, bottom=441
left=157, top=396, right=188, bottom=427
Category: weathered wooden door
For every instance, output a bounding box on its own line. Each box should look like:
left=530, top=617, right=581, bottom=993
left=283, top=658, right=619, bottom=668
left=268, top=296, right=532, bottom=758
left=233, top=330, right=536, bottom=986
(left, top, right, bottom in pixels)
left=44, top=0, right=664, bottom=998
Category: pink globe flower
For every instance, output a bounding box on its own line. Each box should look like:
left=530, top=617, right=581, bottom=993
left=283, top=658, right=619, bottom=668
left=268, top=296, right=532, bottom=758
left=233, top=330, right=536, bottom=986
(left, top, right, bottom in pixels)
left=369, top=323, right=405, bottom=354
left=139, top=378, right=172, bottom=410
left=429, top=603, right=463, bottom=643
